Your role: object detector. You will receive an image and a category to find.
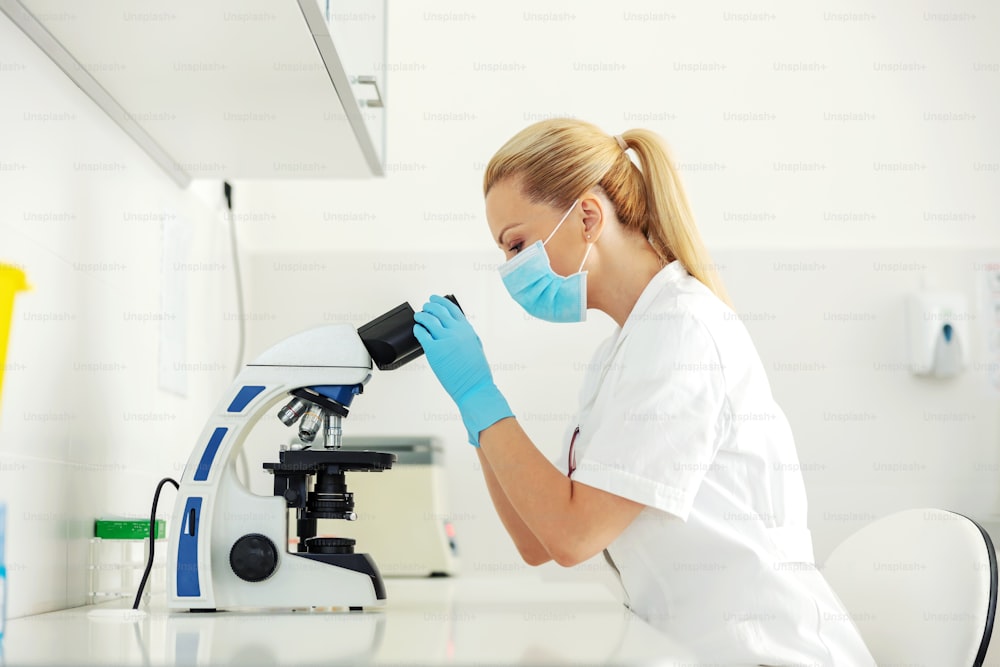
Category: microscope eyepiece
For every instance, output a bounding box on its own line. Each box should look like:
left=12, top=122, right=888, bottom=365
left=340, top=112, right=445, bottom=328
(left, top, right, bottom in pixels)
left=358, top=294, right=462, bottom=371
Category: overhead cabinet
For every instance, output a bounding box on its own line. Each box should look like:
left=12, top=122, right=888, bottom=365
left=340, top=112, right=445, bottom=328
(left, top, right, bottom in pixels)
left=1, top=0, right=388, bottom=185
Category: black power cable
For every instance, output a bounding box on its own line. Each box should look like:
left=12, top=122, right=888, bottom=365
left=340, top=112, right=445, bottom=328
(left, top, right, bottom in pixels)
left=223, top=180, right=246, bottom=376
left=132, top=477, right=179, bottom=610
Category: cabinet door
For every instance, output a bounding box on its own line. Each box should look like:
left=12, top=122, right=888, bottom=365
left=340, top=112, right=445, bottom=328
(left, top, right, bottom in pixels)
left=5, top=0, right=385, bottom=181
left=319, top=0, right=387, bottom=168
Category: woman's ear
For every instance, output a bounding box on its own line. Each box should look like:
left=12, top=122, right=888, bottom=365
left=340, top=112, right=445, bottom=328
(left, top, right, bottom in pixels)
left=579, top=193, right=606, bottom=242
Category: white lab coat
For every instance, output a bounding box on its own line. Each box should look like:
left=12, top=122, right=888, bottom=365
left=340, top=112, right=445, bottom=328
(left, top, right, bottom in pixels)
left=558, top=260, right=876, bottom=666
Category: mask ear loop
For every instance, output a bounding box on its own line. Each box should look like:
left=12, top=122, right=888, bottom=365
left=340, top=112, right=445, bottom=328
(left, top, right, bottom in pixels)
left=542, top=199, right=580, bottom=246
left=576, top=241, right=595, bottom=273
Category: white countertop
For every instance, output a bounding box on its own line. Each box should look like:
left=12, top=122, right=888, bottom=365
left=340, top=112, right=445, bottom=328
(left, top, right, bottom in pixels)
left=0, top=577, right=703, bottom=666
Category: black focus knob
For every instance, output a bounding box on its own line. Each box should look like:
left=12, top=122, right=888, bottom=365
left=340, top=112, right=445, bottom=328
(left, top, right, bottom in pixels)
left=229, top=533, right=279, bottom=583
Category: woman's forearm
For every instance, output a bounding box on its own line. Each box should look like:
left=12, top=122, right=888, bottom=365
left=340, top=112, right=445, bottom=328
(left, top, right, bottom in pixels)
left=478, top=418, right=578, bottom=561
left=476, top=447, right=552, bottom=565
left=479, top=417, right=645, bottom=567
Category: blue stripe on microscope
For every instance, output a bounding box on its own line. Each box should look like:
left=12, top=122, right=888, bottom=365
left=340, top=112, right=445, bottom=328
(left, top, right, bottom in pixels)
left=227, top=385, right=265, bottom=413
left=194, top=427, right=227, bottom=482
left=176, top=497, right=202, bottom=597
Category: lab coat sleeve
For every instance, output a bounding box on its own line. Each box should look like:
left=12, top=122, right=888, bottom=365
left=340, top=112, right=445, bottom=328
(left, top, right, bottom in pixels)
left=571, top=312, right=730, bottom=521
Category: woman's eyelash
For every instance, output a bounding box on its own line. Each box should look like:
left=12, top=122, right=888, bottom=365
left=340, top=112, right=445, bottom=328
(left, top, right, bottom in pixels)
left=509, top=241, right=524, bottom=253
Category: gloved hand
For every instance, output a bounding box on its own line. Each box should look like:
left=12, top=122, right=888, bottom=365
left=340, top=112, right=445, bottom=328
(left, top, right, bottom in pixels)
left=413, top=295, right=513, bottom=447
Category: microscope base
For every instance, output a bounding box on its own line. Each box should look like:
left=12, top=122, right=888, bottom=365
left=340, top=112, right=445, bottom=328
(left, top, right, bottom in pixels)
left=291, top=552, right=387, bottom=600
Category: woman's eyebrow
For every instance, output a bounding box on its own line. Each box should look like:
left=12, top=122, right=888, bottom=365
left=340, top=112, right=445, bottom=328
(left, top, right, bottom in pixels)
left=497, top=224, right=519, bottom=247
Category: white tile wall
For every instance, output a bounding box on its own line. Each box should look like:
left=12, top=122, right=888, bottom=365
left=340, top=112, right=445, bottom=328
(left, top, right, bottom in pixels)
left=0, top=15, right=237, bottom=616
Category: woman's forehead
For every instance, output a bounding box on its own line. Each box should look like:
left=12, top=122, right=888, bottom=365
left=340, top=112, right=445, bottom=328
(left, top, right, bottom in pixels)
left=485, top=180, right=530, bottom=223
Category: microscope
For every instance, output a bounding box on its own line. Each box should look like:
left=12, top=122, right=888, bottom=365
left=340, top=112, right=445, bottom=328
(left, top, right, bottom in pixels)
left=166, top=300, right=446, bottom=612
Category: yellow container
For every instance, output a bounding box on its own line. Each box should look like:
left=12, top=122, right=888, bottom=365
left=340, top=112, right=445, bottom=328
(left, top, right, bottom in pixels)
left=0, top=264, right=30, bottom=408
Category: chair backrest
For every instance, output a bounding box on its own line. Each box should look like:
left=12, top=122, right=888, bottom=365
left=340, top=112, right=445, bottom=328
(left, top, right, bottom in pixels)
left=823, top=508, right=997, bottom=667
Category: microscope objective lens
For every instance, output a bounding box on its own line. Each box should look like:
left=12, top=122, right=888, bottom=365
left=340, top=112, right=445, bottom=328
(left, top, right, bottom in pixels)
left=325, top=413, right=343, bottom=450
left=298, top=405, right=325, bottom=443
left=277, top=397, right=308, bottom=427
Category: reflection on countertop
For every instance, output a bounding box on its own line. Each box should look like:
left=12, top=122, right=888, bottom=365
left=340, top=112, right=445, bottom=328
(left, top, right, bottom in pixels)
left=0, top=576, right=703, bottom=666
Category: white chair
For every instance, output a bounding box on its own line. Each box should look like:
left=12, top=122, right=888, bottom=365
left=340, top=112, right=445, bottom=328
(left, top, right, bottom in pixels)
left=823, top=508, right=997, bottom=666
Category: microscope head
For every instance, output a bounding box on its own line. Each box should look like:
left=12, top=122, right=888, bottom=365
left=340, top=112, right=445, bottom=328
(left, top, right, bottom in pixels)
left=270, top=297, right=460, bottom=449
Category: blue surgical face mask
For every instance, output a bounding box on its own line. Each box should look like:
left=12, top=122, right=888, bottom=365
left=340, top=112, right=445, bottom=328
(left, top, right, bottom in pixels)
left=498, top=199, right=594, bottom=323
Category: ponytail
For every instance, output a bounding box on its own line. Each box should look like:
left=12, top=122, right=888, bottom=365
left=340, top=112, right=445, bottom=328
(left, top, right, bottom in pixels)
left=484, top=119, right=731, bottom=308
left=620, top=129, right=732, bottom=308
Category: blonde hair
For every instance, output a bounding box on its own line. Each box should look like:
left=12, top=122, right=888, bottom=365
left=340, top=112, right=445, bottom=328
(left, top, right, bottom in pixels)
left=483, top=118, right=731, bottom=307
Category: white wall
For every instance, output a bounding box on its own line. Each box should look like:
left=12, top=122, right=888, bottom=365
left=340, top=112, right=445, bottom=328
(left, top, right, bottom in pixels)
left=234, top=0, right=998, bottom=254
left=230, top=0, right=1000, bottom=584
left=0, top=17, right=238, bottom=615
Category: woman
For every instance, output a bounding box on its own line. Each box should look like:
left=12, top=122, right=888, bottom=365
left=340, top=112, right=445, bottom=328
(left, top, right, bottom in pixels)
left=412, top=119, right=875, bottom=665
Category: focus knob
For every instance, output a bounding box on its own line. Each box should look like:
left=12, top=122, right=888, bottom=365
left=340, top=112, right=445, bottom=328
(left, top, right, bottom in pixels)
left=229, top=533, right=278, bottom=583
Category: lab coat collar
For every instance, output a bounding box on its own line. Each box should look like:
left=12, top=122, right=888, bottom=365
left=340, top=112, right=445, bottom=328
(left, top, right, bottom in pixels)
left=618, top=259, right=688, bottom=340
left=576, top=260, right=689, bottom=417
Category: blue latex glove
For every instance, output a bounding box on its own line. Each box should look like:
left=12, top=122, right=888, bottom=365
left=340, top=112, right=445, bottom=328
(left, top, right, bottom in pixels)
left=413, top=295, right=513, bottom=447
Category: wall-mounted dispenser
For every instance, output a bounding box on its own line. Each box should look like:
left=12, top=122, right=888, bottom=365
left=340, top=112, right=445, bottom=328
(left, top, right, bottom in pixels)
left=906, top=290, right=970, bottom=379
